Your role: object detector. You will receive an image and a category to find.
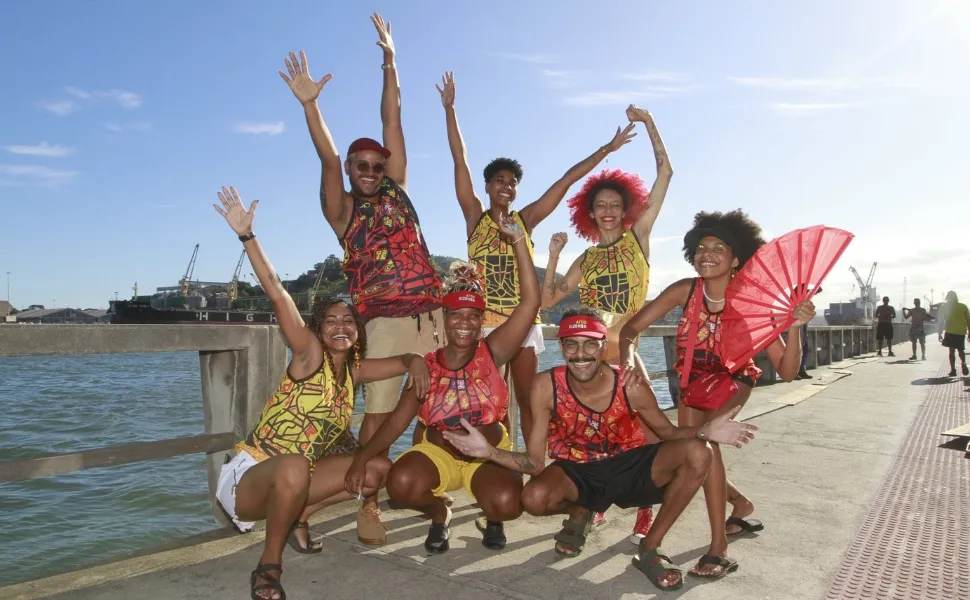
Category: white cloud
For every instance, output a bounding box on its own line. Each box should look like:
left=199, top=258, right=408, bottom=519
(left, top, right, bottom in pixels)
left=231, top=121, right=286, bottom=136
left=4, top=142, right=73, bottom=157
left=94, top=89, right=142, bottom=109
left=65, top=86, right=93, bottom=100
left=492, top=52, right=557, bottom=64
left=728, top=76, right=916, bottom=91
left=41, top=100, right=77, bottom=116
left=622, top=71, right=689, bottom=83
left=770, top=102, right=864, bottom=115
left=0, top=164, right=78, bottom=182
left=104, top=121, right=153, bottom=133
left=540, top=68, right=582, bottom=89
left=40, top=87, right=142, bottom=117
left=563, top=90, right=668, bottom=106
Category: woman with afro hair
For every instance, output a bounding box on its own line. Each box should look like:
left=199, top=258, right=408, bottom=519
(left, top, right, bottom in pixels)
left=213, top=186, right=431, bottom=600
left=618, top=209, right=816, bottom=580
left=539, top=104, right=673, bottom=549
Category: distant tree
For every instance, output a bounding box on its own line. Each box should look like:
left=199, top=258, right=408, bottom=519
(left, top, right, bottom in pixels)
left=323, top=254, right=343, bottom=281
left=9, top=307, right=18, bottom=315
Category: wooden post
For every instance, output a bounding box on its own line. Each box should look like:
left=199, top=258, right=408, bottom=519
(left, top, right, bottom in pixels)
left=199, top=349, right=243, bottom=527
left=662, top=336, right=679, bottom=406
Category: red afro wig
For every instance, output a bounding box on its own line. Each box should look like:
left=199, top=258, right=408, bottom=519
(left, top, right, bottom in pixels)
left=566, top=169, right=651, bottom=243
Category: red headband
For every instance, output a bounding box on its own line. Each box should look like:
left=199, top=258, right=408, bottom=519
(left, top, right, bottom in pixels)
left=557, top=315, right=608, bottom=339
left=443, top=291, right=485, bottom=311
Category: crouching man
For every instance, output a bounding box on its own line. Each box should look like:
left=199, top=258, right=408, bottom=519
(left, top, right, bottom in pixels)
left=443, top=308, right=757, bottom=592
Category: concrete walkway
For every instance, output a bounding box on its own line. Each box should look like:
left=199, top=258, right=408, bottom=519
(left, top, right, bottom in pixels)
left=7, top=344, right=968, bottom=600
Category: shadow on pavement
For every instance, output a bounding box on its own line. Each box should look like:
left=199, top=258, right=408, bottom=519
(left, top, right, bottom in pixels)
left=911, top=377, right=954, bottom=386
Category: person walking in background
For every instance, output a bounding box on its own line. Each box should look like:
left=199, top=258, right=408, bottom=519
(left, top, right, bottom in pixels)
left=902, top=298, right=934, bottom=361
left=938, top=291, right=970, bottom=376
left=875, top=296, right=896, bottom=357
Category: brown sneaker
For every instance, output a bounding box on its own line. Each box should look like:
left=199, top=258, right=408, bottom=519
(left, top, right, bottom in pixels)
left=357, top=505, right=388, bottom=545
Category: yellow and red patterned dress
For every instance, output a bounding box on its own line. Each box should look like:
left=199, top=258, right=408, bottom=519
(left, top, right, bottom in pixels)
left=236, top=357, right=357, bottom=467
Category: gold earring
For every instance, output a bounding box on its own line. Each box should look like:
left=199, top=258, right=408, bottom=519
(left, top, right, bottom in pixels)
left=352, top=342, right=361, bottom=369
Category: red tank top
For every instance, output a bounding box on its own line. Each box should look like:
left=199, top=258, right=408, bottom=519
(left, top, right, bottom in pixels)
left=675, top=278, right=762, bottom=388
left=417, top=340, right=509, bottom=430
left=547, top=365, right=645, bottom=463
left=341, top=176, right=443, bottom=321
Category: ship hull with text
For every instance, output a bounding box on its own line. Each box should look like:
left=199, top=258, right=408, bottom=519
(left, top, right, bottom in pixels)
left=107, top=300, right=304, bottom=325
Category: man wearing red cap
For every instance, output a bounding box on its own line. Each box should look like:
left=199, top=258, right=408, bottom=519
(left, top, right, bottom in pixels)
left=280, top=13, right=443, bottom=545
left=443, top=307, right=757, bottom=591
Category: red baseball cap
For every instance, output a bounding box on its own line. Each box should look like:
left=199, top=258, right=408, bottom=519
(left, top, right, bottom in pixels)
left=557, top=315, right=608, bottom=339
left=442, top=291, right=485, bottom=311
left=347, top=137, right=391, bottom=158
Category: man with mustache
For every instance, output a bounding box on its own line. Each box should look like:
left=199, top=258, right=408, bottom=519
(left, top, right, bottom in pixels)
left=280, top=13, right=444, bottom=545
left=442, top=307, right=757, bottom=591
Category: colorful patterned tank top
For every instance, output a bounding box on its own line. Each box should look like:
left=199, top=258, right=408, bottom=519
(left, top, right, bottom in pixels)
left=237, top=358, right=354, bottom=467
left=578, top=230, right=649, bottom=315
left=547, top=364, right=645, bottom=463
left=675, top=278, right=762, bottom=388
left=417, top=340, right=509, bottom=430
left=466, top=210, right=540, bottom=328
left=341, top=176, right=443, bottom=321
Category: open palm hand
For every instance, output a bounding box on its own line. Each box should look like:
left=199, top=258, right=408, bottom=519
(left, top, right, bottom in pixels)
left=279, top=50, right=332, bottom=105
left=213, top=186, right=257, bottom=237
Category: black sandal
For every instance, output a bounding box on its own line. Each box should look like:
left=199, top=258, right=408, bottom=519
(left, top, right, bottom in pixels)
left=689, top=554, right=739, bottom=579
left=553, top=509, right=595, bottom=557
left=725, top=516, right=764, bottom=536
left=250, top=563, right=285, bottom=600
left=632, top=547, right=683, bottom=591
left=286, top=521, right=322, bottom=554
left=424, top=523, right=450, bottom=554
left=475, top=517, right=507, bottom=550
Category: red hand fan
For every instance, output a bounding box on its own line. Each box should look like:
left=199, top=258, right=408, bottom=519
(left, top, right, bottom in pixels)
left=719, top=225, right=854, bottom=373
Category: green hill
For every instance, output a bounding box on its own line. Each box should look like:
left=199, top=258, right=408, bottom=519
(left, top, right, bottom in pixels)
left=241, top=254, right=579, bottom=315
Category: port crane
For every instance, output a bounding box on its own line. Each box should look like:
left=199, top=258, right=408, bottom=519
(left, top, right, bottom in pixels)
left=849, top=262, right=877, bottom=321
left=227, top=250, right=247, bottom=303
left=178, top=244, right=200, bottom=296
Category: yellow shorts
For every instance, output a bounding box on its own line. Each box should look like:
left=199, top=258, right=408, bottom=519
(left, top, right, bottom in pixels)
left=363, top=308, right=444, bottom=414
left=397, top=424, right=512, bottom=498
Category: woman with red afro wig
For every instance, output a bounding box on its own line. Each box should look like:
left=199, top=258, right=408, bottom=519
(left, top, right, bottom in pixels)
left=539, top=104, right=673, bottom=549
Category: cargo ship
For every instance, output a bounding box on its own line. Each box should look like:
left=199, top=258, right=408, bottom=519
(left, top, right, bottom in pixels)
left=107, top=299, right=300, bottom=325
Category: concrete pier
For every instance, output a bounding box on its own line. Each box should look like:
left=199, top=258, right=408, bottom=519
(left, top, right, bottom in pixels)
left=4, top=342, right=966, bottom=600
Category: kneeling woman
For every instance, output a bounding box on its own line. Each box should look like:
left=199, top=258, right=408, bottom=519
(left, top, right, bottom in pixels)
left=212, top=187, right=429, bottom=600
left=346, top=216, right=540, bottom=553
left=619, top=209, right=815, bottom=579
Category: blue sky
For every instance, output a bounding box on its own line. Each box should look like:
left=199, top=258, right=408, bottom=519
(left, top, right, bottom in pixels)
left=1, top=0, right=966, bottom=312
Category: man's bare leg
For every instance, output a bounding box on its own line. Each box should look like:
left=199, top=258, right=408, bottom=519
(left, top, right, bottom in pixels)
left=637, top=438, right=712, bottom=589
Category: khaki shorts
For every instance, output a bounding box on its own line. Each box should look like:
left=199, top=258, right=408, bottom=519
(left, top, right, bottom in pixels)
left=364, top=308, right=444, bottom=413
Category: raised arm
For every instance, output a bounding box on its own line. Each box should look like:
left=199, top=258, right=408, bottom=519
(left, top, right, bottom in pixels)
left=441, top=373, right=553, bottom=475
left=353, top=352, right=430, bottom=399
left=436, top=71, right=483, bottom=232
left=213, top=187, right=318, bottom=364
left=280, top=51, right=350, bottom=235
left=519, top=123, right=636, bottom=233
left=371, top=13, right=407, bottom=188
left=618, top=278, right=692, bottom=385
left=485, top=217, right=542, bottom=366
left=625, top=105, right=673, bottom=259
left=541, top=234, right=583, bottom=308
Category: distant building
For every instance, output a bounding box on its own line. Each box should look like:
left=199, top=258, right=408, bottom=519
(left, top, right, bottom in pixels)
left=12, top=307, right=110, bottom=324
left=0, top=300, right=12, bottom=323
